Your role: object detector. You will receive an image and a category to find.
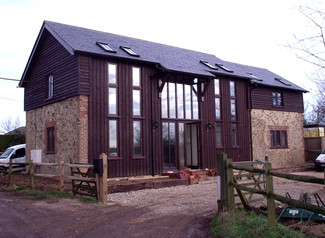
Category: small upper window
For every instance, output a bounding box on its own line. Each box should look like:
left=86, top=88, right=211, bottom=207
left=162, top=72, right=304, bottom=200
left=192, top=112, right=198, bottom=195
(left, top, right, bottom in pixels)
left=97, top=42, right=116, bottom=53
left=200, top=61, right=218, bottom=70
left=275, top=77, right=291, bottom=86
left=272, top=92, right=283, bottom=107
left=216, top=64, right=233, bottom=73
left=120, top=46, right=139, bottom=57
left=47, top=75, right=54, bottom=99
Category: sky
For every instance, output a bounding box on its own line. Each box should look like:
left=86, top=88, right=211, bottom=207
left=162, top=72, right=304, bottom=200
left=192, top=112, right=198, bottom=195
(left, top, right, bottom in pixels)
left=0, top=0, right=322, bottom=128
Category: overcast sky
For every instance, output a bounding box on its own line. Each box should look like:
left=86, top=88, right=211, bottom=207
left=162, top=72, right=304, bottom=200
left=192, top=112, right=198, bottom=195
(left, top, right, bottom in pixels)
left=0, top=0, right=322, bottom=127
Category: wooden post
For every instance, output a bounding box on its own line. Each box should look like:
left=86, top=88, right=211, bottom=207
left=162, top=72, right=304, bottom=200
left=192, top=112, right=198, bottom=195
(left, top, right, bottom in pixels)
left=59, top=161, right=64, bottom=192
left=29, top=160, right=34, bottom=190
left=226, top=158, right=235, bottom=210
left=8, top=159, right=13, bottom=186
left=265, top=162, right=276, bottom=227
left=217, top=152, right=227, bottom=212
left=98, top=153, right=108, bottom=204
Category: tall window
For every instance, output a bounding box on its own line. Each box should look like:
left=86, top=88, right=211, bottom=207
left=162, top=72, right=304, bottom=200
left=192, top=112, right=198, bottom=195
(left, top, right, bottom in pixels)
left=230, top=81, right=237, bottom=121
left=109, top=120, right=118, bottom=156
left=231, top=124, right=238, bottom=146
left=133, top=121, right=142, bottom=156
left=47, top=75, right=54, bottom=99
left=270, top=130, right=288, bottom=148
left=132, top=67, right=141, bottom=116
left=214, top=79, right=221, bottom=120
left=161, top=82, right=198, bottom=120
left=162, top=122, right=176, bottom=168
left=108, top=64, right=118, bottom=115
left=132, top=67, right=142, bottom=157
left=216, top=123, right=223, bottom=147
left=272, top=92, right=283, bottom=107
left=108, top=63, right=119, bottom=157
left=46, top=126, right=55, bottom=153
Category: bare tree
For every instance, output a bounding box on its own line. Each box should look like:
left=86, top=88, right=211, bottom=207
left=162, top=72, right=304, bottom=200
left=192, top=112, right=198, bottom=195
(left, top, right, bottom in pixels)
left=0, top=116, right=21, bottom=134
left=288, top=4, right=325, bottom=124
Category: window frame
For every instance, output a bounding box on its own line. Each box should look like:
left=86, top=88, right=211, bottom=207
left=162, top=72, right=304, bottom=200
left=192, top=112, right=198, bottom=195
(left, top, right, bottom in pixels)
left=272, top=92, right=283, bottom=107
left=132, top=66, right=142, bottom=117
left=214, top=79, right=222, bottom=120
left=229, top=81, right=237, bottom=121
left=231, top=123, right=238, bottom=147
left=133, top=120, right=144, bottom=158
left=45, top=122, right=57, bottom=154
left=161, top=81, right=199, bottom=120
left=108, top=63, right=118, bottom=116
left=46, top=74, right=54, bottom=99
left=270, top=129, right=288, bottom=149
left=215, top=122, right=223, bottom=148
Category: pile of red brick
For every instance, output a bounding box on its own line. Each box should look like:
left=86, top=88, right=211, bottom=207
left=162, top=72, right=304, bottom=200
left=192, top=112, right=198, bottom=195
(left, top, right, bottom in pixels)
left=168, top=167, right=201, bottom=184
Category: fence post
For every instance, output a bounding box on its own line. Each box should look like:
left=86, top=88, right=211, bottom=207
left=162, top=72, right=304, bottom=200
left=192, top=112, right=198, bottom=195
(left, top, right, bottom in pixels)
left=98, top=153, right=108, bottom=204
left=29, top=160, right=34, bottom=190
left=226, top=158, right=235, bottom=210
left=217, top=153, right=227, bottom=212
left=59, top=161, right=64, bottom=192
left=265, top=162, right=276, bottom=227
left=8, top=159, right=13, bottom=186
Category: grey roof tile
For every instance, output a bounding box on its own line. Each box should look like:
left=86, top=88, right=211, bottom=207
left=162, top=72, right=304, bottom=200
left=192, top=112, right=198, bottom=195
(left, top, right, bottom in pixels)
left=22, top=21, right=307, bottom=92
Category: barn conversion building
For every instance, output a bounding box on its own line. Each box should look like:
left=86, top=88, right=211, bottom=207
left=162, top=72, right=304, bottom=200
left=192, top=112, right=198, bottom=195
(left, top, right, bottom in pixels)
left=19, top=21, right=307, bottom=177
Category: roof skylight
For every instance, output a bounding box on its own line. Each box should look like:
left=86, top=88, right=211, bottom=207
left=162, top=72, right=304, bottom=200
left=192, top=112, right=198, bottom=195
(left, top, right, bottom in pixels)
left=200, top=61, right=218, bottom=70
left=96, top=42, right=116, bottom=53
left=246, top=72, right=262, bottom=81
left=120, top=46, right=140, bottom=57
left=275, top=77, right=291, bottom=86
left=215, top=63, right=233, bottom=73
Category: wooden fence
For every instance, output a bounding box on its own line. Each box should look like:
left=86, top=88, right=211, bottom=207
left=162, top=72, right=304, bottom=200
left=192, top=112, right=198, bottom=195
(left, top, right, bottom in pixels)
left=0, top=153, right=108, bottom=203
left=217, top=152, right=325, bottom=227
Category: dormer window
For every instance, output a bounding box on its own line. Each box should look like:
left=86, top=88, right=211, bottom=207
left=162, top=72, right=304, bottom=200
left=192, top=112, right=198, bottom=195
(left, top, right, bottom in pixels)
left=96, top=42, right=116, bottom=53
left=200, top=61, right=218, bottom=70
left=120, top=46, right=139, bottom=57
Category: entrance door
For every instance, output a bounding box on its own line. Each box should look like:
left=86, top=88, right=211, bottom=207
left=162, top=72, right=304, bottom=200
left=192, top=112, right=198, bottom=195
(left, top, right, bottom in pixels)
left=163, top=122, right=199, bottom=170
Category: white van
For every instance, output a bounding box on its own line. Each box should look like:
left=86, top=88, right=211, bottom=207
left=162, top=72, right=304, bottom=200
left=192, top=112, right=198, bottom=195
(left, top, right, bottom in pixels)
left=0, top=144, right=26, bottom=176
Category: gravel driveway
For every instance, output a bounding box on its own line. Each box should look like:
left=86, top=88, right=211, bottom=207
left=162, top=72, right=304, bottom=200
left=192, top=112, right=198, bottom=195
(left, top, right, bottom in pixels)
left=0, top=171, right=324, bottom=238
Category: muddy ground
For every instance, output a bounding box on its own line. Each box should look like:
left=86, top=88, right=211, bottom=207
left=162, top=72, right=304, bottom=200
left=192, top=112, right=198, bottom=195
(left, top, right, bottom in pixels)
left=0, top=171, right=324, bottom=237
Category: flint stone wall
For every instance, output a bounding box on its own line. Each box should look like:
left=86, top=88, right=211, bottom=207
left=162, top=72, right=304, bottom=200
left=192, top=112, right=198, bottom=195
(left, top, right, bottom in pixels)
left=26, top=96, right=88, bottom=174
left=251, top=109, right=304, bottom=169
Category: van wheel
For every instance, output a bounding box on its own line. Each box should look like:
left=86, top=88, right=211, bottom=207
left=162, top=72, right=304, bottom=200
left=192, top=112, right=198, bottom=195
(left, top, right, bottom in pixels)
left=0, top=167, right=7, bottom=176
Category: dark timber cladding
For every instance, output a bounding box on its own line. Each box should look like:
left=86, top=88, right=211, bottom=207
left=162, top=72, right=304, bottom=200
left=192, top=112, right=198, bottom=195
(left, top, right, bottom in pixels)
left=85, top=56, right=251, bottom=177
left=215, top=76, right=250, bottom=162
left=87, top=57, right=156, bottom=177
left=249, top=85, right=304, bottom=112
left=24, top=30, right=78, bottom=111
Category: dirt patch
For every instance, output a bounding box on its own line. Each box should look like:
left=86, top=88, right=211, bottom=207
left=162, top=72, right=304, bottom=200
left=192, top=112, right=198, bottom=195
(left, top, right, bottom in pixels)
left=0, top=171, right=324, bottom=237
left=0, top=174, right=215, bottom=238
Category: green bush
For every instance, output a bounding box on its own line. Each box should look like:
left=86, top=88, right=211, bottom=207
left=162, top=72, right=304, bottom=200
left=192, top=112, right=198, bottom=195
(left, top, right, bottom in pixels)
left=0, top=134, right=25, bottom=152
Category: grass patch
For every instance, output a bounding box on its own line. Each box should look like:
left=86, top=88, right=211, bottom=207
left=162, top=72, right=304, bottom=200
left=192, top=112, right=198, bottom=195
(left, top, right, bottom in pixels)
left=210, top=208, right=305, bottom=238
left=80, top=197, right=96, bottom=204
left=25, top=189, right=74, bottom=199
left=15, top=185, right=27, bottom=191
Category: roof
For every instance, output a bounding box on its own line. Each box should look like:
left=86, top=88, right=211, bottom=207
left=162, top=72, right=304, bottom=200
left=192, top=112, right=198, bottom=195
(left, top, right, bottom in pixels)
left=20, top=21, right=307, bottom=92
left=6, top=126, right=26, bottom=135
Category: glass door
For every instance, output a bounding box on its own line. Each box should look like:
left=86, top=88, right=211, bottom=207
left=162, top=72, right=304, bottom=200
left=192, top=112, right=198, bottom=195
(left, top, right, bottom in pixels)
left=185, top=123, right=199, bottom=168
